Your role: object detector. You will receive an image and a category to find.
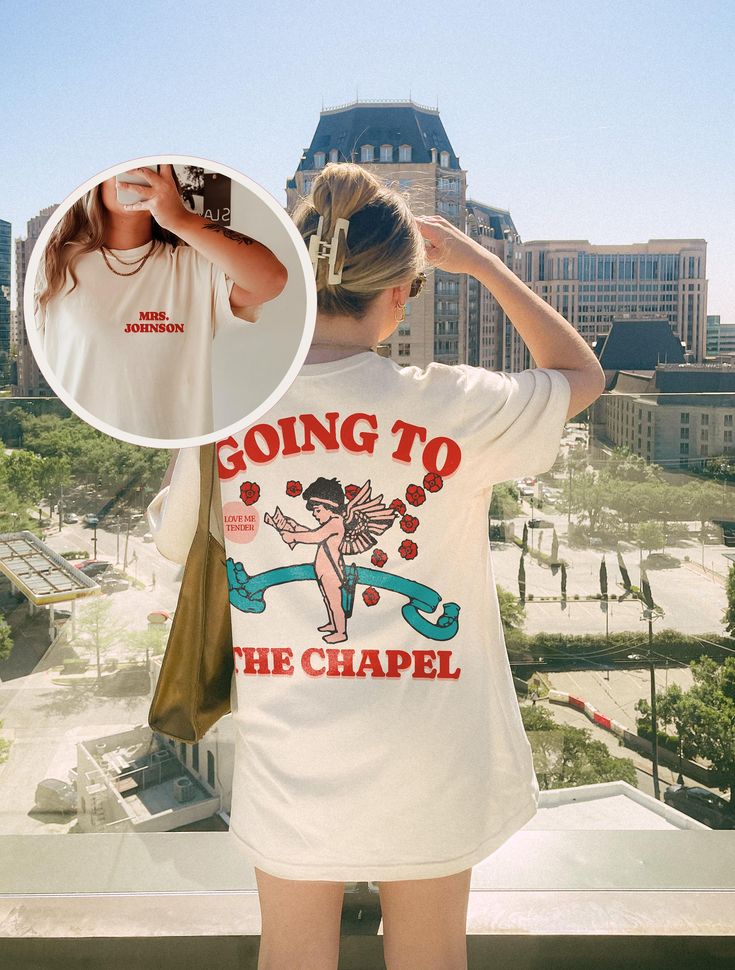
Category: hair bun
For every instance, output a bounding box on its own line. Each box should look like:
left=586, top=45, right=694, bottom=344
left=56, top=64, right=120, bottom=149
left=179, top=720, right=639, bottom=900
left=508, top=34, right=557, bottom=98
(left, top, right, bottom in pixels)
left=311, top=164, right=382, bottom=232
left=292, top=162, right=425, bottom=319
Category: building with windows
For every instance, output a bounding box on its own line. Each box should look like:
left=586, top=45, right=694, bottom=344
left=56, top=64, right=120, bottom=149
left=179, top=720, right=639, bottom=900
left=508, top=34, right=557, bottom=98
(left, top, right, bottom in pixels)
left=0, top=219, right=10, bottom=384
left=593, top=362, right=735, bottom=467
left=286, top=100, right=466, bottom=367
left=465, top=201, right=526, bottom=371
left=706, top=313, right=735, bottom=357
left=289, top=102, right=711, bottom=372
left=520, top=239, right=708, bottom=362
left=13, top=205, right=57, bottom=397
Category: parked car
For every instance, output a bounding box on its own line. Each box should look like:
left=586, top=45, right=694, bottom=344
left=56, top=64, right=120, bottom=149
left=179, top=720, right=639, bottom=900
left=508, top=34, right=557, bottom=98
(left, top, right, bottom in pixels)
left=101, top=576, right=131, bottom=594
left=78, top=560, right=112, bottom=578
left=34, top=778, right=78, bottom=814
left=63, top=513, right=79, bottom=524
left=643, top=552, right=680, bottom=570
left=518, top=486, right=534, bottom=497
left=663, top=784, right=734, bottom=829
left=143, top=532, right=154, bottom=543
left=84, top=514, right=100, bottom=527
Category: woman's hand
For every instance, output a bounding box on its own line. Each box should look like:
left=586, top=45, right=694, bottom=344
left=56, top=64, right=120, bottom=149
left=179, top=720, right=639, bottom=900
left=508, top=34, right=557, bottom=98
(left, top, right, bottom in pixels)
left=117, top=164, right=190, bottom=233
left=416, top=215, right=487, bottom=275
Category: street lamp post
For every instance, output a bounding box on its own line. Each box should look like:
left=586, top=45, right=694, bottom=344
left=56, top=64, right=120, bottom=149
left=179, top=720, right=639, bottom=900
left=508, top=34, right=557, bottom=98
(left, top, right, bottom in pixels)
left=567, top=464, right=573, bottom=529
left=630, top=627, right=660, bottom=801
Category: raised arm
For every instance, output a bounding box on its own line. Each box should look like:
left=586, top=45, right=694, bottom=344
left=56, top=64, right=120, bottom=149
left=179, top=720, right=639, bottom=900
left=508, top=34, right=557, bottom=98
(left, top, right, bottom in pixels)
left=118, top=164, right=288, bottom=311
left=417, top=216, right=605, bottom=419
left=281, top=521, right=341, bottom=545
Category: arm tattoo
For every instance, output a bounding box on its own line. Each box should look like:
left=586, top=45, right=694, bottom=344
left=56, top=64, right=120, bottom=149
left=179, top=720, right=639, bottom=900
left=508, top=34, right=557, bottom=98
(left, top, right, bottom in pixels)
left=203, top=222, right=255, bottom=245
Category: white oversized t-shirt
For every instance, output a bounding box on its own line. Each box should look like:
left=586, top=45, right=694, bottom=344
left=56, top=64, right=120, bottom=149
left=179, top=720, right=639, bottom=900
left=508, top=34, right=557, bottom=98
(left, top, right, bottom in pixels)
left=41, top=242, right=237, bottom=440
left=151, top=352, right=571, bottom=881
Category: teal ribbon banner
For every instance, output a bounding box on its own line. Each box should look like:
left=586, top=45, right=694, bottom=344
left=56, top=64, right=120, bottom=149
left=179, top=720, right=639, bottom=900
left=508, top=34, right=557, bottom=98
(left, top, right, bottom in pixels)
left=226, top=558, right=460, bottom=641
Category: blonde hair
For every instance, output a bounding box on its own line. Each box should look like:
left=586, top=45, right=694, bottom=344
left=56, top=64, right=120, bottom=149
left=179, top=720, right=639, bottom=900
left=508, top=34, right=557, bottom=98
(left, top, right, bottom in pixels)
left=37, top=181, right=182, bottom=318
left=292, top=163, right=425, bottom=319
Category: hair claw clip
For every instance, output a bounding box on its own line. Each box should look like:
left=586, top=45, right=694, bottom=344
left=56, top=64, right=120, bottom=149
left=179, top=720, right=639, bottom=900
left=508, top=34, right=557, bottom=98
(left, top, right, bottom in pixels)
left=309, top=216, right=350, bottom=284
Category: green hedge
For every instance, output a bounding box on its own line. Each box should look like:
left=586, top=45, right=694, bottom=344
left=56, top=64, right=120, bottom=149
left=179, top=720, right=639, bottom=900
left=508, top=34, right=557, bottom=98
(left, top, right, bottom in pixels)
left=505, top=628, right=732, bottom=666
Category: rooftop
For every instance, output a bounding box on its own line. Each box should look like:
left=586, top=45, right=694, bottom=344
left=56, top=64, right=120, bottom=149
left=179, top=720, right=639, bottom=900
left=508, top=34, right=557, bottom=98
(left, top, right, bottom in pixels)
left=0, top=531, right=100, bottom=605
left=296, top=100, right=460, bottom=172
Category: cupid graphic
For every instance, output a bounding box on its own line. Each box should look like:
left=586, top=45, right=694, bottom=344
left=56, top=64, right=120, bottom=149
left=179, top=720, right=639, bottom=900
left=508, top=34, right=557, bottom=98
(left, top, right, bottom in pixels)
left=264, top=477, right=396, bottom=643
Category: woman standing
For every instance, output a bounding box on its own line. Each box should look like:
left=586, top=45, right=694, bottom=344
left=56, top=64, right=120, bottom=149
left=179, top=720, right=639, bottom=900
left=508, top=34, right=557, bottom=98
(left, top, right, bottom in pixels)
left=151, top=162, right=604, bottom=969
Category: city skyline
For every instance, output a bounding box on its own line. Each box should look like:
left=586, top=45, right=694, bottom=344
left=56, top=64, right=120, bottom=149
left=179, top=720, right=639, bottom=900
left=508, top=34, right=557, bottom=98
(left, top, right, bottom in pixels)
left=2, top=0, right=733, bottom=322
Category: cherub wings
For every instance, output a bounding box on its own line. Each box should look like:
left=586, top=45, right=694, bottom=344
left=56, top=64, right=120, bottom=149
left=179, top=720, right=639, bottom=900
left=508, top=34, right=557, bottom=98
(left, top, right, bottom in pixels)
left=341, top=481, right=397, bottom=555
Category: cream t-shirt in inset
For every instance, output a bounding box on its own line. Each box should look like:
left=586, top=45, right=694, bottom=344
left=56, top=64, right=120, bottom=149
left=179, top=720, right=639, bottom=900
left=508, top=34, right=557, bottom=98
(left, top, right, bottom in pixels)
left=150, top=353, right=572, bottom=882
left=41, top=241, right=240, bottom=440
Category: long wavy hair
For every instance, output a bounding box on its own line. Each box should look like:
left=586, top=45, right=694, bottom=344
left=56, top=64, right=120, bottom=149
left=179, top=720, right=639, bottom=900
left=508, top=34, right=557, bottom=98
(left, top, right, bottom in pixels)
left=37, top=175, right=184, bottom=318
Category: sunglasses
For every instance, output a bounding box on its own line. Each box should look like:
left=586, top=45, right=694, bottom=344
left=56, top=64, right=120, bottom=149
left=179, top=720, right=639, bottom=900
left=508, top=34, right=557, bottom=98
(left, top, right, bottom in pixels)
left=409, top=272, right=427, bottom=299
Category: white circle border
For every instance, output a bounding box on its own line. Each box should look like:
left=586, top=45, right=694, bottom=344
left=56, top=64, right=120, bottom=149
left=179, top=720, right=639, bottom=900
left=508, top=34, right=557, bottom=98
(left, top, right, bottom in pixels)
left=23, top=153, right=317, bottom=450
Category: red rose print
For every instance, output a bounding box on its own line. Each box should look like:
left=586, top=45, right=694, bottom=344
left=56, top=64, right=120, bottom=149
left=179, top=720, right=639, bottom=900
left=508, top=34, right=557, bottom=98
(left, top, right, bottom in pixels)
left=399, top=539, right=418, bottom=560
left=239, top=481, right=260, bottom=506
left=345, top=484, right=360, bottom=501
left=390, top=498, right=406, bottom=516
left=400, top=514, right=419, bottom=534
left=286, top=480, right=302, bottom=497
left=406, top=484, right=426, bottom=507
left=362, top=586, right=380, bottom=607
left=371, top=549, right=388, bottom=568
left=423, top=472, right=444, bottom=493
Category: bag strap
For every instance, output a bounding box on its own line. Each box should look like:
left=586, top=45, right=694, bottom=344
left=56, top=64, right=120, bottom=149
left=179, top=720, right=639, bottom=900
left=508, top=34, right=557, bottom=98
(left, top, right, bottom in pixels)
left=198, top=443, right=217, bottom=533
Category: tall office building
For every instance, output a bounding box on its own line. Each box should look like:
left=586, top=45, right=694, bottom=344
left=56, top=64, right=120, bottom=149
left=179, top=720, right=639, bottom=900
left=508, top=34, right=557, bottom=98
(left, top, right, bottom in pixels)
left=286, top=100, right=466, bottom=368
left=465, top=200, right=526, bottom=371
left=14, top=205, right=57, bottom=397
left=0, top=219, right=11, bottom=384
left=519, top=239, right=708, bottom=362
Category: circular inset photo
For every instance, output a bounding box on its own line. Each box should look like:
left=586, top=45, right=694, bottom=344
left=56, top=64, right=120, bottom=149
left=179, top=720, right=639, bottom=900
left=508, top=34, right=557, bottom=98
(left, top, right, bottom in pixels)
left=24, top=155, right=316, bottom=448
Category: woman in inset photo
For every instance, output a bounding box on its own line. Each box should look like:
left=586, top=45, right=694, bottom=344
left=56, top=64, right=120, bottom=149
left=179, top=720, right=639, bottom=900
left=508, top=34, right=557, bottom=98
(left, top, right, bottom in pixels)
left=36, top=164, right=288, bottom=441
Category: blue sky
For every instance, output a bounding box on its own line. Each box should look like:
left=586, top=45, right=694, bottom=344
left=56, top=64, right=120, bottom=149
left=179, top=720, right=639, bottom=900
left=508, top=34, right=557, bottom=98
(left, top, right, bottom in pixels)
left=3, top=0, right=734, bottom=320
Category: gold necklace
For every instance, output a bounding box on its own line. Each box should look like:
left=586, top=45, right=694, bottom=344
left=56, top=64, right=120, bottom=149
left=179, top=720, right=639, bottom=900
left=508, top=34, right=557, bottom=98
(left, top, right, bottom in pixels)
left=100, top=241, right=157, bottom=277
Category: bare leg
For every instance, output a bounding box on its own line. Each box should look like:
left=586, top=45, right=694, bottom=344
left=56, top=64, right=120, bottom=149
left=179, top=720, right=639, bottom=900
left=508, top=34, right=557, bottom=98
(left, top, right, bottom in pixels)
left=378, top=869, right=471, bottom=970
left=255, top=867, right=344, bottom=970
left=316, top=579, right=336, bottom=632
left=318, top=569, right=347, bottom=643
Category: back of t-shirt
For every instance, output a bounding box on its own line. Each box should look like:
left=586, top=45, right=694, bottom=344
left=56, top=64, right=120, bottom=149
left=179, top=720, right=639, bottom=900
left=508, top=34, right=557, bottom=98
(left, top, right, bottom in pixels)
left=213, top=351, right=570, bottom=880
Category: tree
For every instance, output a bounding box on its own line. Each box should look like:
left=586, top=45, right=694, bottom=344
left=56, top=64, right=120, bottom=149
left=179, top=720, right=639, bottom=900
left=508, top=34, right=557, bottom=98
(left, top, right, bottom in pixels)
left=637, top=520, right=666, bottom=554
left=550, top=528, right=559, bottom=564
left=0, top=720, right=10, bottom=767
left=490, top=483, right=521, bottom=519
left=518, top=554, right=526, bottom=604
left=636, top=657, right=735, bottom=806
left=0, top=616, right=12, bottom=663
left=725, top=564, right=735, bottom=635
left=67, top=598, right=131, bottom=683
left=496, top=585, right=526, bottom=634
left=521, top=704, right=638, bottom=789
left=2, top=450, right=44, bottom=506
left=0, top=481, right=35, bottom=533
left=40, top=455, right=71, bottom=515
